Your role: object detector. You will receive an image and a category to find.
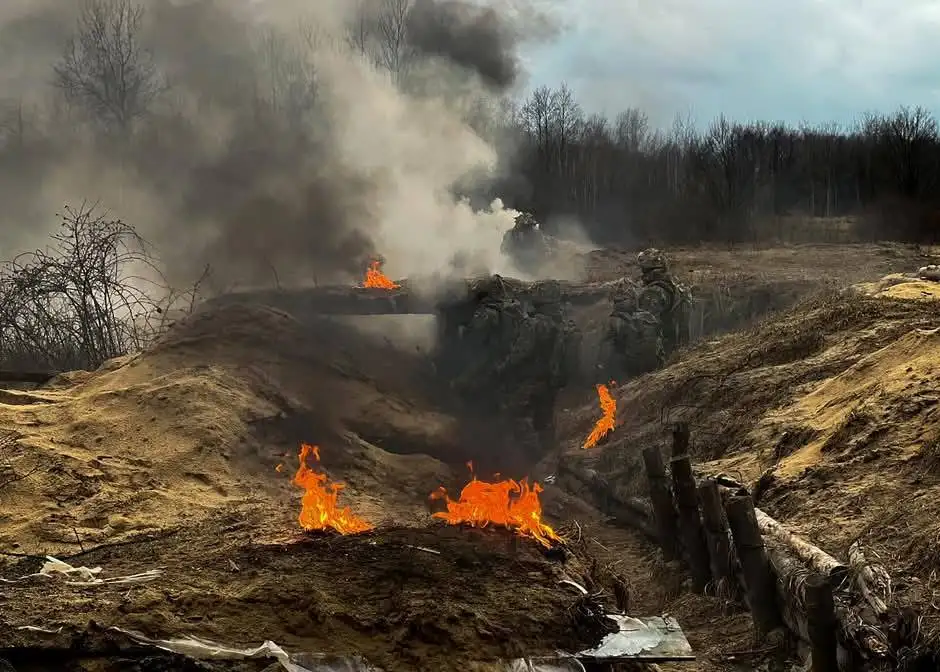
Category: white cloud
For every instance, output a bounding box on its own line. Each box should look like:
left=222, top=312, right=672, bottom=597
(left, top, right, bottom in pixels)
left=521, top=0, right=940, bottom=127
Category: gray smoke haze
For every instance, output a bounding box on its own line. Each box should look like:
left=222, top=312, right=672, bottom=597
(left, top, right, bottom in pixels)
left=0, top=0, right=560, bottom=292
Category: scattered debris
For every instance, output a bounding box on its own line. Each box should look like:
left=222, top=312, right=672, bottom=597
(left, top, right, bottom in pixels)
left=0, top=557, right=162, bottom=586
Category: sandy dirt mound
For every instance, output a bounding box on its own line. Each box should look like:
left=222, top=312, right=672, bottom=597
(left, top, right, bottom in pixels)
left=562, top=289, right=940, bottom=640
left=854, top=273, right=940, bottom=301
left=1, top=300, right=645, bottom=671
left=0, top=303, right=476, bottom=558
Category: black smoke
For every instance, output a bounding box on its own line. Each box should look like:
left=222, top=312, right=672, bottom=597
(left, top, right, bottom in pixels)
left=0, top=0, right=558, bottom=290
left=406, top=0, right=521, bottom=90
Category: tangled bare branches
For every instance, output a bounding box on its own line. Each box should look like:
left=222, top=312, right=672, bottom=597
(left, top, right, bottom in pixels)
left=0, top=204, right=170, bottom=372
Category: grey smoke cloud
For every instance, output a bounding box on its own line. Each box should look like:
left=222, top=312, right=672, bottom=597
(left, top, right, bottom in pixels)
left=0, top=0, right=560, bottom=292
left=407, top=0, right=523, bottom=90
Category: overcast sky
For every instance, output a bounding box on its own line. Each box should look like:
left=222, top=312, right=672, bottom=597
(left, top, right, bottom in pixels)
left=519, top=0, right=940, bottom=129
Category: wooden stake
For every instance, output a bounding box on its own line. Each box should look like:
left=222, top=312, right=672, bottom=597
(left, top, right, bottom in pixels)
left=669, top=455, right=711, bottom=591
left=805, top=573, right=840, bottom=672
left=697, top=479, right=737, bottom=593
left=671, top=422, right=690, bottom=458
left=725, top=494, right=784, bottom=637
left=642, top=446, right=680, bottom=561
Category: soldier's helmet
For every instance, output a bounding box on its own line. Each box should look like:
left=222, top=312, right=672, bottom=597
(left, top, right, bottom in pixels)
left=513, top=212, right=539, bottom=232
left=636, top=248, right=668, bottom=273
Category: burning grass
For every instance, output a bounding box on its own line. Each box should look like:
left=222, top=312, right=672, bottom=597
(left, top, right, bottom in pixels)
left=292, top=443, right=374, bottom=534
left=430, top=463, right=562, bottom=548
left=583, top=383, right=616, bottom=449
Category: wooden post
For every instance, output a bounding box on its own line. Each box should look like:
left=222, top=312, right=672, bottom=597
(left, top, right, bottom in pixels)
left=725, top=495, right=784, bottom=637
left=642, top=446, right=680, bottom=561
left=697, top=479, right=736, bottom=593
left=805, top=573, right=840, bottom=672
left=672, top=422, right=690, bottom=458
left=669, top=455, right=711, bottom=591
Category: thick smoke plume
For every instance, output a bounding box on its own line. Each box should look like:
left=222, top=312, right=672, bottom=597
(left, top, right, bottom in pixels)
left=0, top=0, right=558, bottom=292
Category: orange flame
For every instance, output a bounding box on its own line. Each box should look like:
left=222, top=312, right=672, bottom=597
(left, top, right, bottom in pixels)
left=430, top=464, right=561, bottom=548
left=292, top=443, right=373, bottom=534
left=583, top=383, right=616, bottom=449
left=363, top=260, right=400, bottom=289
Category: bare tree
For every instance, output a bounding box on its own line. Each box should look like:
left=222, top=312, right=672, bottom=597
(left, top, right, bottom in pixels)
left=53, top=0, right=163, bottom=132
left=376, top=0, right=413, bottom=80
left=255, top=27, right=319, bottom=130
left=0, top=204, right=168, bottom=371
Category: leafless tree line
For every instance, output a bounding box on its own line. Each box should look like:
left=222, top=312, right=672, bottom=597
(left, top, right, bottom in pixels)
left=501, top=85, right=940, bottom=245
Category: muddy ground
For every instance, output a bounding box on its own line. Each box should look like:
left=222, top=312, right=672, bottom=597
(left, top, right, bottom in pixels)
left=1, top=242, right=938, bottom=671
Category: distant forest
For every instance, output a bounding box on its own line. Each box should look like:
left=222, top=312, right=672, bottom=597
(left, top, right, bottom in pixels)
left=499, top=87, right=940, bottom=245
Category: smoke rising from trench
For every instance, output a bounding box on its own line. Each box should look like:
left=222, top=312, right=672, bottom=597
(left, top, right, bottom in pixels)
left=0, top=0, right=559, bottom=291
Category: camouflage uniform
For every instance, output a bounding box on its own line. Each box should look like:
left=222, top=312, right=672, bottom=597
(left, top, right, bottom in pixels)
left=599, top=281, right=664, bottom=379
left=445, top=275, right=580, bottom=462
left=635, top=248, right=691, bottom=357
left=500, top=212, right=555, bottom=274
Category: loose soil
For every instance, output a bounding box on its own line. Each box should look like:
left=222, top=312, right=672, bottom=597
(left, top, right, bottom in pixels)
left=2, top=242, right=937, bottom=671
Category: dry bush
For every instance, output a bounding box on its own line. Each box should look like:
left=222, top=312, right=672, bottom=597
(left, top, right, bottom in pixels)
left=0, top=204, right=175, bottom=372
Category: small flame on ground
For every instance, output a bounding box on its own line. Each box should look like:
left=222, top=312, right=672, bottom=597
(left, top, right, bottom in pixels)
left=363, top=260, right=400, bottom=289
left=292, top=443, right=373, bottom=535
left=583, top=382, right=616, bottom=449
left=430, top=463, right=561, bottom=548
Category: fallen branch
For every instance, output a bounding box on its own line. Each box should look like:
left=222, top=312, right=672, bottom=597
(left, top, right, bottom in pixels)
left=555, top=462, right=658, bottom=541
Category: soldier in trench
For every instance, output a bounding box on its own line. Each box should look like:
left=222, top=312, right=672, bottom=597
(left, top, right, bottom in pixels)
left=635, top=248, right=692, bottom=358
left=448, top=276, right=580, bottom=461
left=598, top=279, right=664, bottom=380
left=500, top=212, right=556, bottom=275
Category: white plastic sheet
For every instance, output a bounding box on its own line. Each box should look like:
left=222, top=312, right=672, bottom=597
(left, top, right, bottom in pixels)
left=0, top=556, right=162, bottom=586
left=110, top=629, right=317, bottom=672
left=109, top=628, right=585, bottom=672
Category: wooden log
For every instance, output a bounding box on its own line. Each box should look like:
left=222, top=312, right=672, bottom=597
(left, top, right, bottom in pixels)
left=806, top=573, right=840, bottom=672
left=0, top=370, right=58, bottom=384
left=725, top=495, right=784, bottom=636
left=642, top=446, right=680, bottom=561
left=697, top=479, right=737, bottom=593
left=669, top=455, right=711, bottom=591
left=200, top=277, right=623, bottom=317
left=753, top=508, right=848, bottom=588
left=847, top=541, right=892, bottom=616
left=764, top=538, right=889, bottom=667
left=763, top=538, right=811, bottom=641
